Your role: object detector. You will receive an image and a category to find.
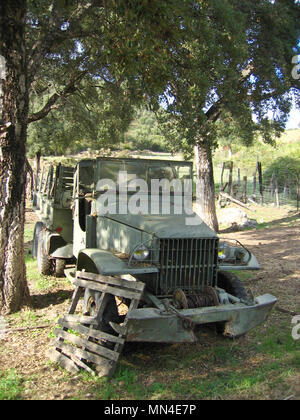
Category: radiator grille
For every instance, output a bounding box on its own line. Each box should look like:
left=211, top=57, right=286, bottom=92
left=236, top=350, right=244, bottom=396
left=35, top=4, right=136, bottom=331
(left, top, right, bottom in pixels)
left=158, top=238, right=219, bottom=295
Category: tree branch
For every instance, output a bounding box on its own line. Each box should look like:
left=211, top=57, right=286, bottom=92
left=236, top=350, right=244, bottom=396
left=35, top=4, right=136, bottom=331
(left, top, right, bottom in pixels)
left=28, top=71, right=87, bottom=124
left=27, top=0, right=104, bottom=83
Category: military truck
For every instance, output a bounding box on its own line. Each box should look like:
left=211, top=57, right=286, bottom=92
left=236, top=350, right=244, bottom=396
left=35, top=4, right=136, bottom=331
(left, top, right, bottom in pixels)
left=32, top=163, right=75, bottom=277
left=32, top=157, right=277, bottom=347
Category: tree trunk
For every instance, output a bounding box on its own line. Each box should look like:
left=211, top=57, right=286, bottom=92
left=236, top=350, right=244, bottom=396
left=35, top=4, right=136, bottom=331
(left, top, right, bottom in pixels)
left=194, top=142, right=219, bottom=232
left=0, top=2, right=31, bottom=314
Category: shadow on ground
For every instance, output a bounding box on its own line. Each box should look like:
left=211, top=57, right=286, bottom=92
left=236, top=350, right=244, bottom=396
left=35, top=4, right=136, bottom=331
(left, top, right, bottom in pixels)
left=31, top=289, right=74, bottom=310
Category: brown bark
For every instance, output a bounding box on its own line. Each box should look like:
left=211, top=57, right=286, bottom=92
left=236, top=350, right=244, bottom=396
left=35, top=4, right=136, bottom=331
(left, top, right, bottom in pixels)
left=0, top=2, right=31, bottom=314
left=194, top=142, right=219, bottom=233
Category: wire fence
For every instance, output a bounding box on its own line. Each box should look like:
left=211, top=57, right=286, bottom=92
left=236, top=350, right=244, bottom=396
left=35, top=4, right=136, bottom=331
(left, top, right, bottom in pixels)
left=217, top=161, right=300, bottom=210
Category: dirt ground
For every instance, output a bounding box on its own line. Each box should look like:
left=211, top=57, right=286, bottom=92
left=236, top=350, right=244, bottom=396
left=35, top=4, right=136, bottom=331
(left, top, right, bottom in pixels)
left=221, top=220, right=300, bottom=315
left=0, top=208, right=299, bottom=400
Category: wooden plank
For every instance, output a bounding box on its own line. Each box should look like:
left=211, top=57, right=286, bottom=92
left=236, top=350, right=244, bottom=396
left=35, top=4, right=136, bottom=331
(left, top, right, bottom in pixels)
left=53, top=344, right=96, bottom=376
left=76, top=271, right=145, bottom=292
left=94, top=292, right=110, bottom=325
left=52, top=339, right=114, bottom=374
left=73, top=278, right=143, bottom=301
left=54, top=329, right=120, bottom=362
left=47, top=348, right=80, bottom=374
left=58, top=319, right=125, bottom=345
left=219, top=192, right=251, bottom=210
left=65, top=354, right=95, bottom=376
left=62, top=314, right=99, bottom=326
left=52, top=341, right=95, bottom=376
left=68, top=286, right=83, bottom=315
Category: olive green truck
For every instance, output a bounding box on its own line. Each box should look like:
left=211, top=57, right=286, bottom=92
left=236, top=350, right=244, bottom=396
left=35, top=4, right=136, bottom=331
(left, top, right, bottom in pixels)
left=32, top=158, right=277, bottom=375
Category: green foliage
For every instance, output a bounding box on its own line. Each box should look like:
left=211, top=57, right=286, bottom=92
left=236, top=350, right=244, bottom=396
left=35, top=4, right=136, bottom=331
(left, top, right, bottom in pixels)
left=0, top=370, right=23, bottom=400
left=123, top=109, right=170, bottom=152
left=27, top=79, right=135, bottom=156
left=214, top=129, right=300, bottom=186
left=157, top=1, right=300, bottom=148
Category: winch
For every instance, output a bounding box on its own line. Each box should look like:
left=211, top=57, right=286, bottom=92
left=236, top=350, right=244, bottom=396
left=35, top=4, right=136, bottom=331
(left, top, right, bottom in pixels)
left=173, top=287, right=220, bottom=309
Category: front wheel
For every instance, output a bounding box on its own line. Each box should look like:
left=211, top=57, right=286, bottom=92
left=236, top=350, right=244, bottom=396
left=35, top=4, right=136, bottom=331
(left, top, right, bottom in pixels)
left=216, top=271, right=248, bottom=337
left=217, top=271, right=248, bottom=301
left=83, top=289, right=121, bottom=337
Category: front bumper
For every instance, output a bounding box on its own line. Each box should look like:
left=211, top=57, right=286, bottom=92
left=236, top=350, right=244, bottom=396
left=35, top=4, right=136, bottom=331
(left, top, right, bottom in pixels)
left=125, top=294, right=277, bottom=342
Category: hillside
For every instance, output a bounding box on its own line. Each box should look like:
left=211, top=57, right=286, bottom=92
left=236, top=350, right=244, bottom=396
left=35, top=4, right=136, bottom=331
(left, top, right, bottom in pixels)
left=213, top=129, right=300, bottom=187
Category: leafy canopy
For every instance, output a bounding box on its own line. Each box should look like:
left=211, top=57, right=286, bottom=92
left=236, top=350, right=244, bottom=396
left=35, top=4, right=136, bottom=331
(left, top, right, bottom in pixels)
left=156, top=0, right=300, bottom=152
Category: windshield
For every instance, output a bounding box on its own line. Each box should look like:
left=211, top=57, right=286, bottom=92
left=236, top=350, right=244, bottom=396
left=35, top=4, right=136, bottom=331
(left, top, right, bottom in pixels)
left=96, top=160, right=192, bottom=193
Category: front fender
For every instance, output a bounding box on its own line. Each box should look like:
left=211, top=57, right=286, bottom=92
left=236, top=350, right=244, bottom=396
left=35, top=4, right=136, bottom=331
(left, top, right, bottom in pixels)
left=77, top=248, right=159, bottom=276
left=219, top=252, right=260, bottom=271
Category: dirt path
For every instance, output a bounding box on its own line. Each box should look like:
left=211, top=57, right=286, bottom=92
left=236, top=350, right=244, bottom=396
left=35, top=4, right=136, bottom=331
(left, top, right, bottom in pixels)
left=223, top=225, right=300, bottom=314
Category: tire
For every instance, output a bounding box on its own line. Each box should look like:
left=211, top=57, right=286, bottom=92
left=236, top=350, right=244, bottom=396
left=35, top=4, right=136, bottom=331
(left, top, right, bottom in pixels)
left=217, top=271, right=248, bottom=301
left=83, top=289, right=121, bottom=338
left=216, top=271, right=248, bottom=337
left=54, top=259, right=66, bottom=277
left=36, top=232, right=52, bottom=275
left=32, top=222, right=44, bottom=258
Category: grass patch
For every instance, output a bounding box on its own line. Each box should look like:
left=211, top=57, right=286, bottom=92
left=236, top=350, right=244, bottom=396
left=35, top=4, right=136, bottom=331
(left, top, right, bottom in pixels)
left=72, top=318, right=299, bottom=400
left=24, top=225, right=34, bottom=244
left=0, top=370, right=23, bottom=400
left=25, top=254, right=69, bottom=291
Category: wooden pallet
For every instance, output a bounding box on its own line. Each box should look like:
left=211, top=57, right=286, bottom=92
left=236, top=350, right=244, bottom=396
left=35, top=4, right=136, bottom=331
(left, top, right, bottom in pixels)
left=47, top=271, right=145, bottom=378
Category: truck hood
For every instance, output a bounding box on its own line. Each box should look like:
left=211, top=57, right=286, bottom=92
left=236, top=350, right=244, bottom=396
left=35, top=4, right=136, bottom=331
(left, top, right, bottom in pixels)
left=104, top=212, right=217, bottom=238
left=96, top=195, right=217, bottom=238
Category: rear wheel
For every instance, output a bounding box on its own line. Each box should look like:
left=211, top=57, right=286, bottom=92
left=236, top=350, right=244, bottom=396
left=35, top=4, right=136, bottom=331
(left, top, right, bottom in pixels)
left=32, top=222, right=44, bottom=258
left=54, top=259, right=66, bottom=277
left=36, top=232, right=52, bottom=275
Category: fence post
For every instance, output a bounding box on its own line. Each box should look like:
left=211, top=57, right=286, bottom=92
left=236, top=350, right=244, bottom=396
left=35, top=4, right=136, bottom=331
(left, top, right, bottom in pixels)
left=253, top=172, right=257, bottom=195
left=242, top=176, right=247, bottom=203
left=257, top=162, right=263, bottom=205
left=270, top=172, right=275, bottom=197
left=228, top=161, right=233, bottom=196
left=275, top=178, right=280, bottom=208
left=220, top=162, right=225, bottom=191
left=297, top=174, right=299, bottom=212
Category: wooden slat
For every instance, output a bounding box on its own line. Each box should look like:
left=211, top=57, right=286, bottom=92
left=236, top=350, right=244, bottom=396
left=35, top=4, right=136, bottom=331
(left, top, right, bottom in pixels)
left=58, top=319, right=125, bottom=345
left=62, top=314, right=99, bottom=326
left=65, top=354, right=95, bottom=376
left=52, top=339, right=114, bottom=375
left=47, top=349, right=80, bottom=374
left=68, top=286, right=83, bottom=315
left=54, top=329, right=119, bottom=362
left=52, top=341, right=95, bottom=376
left=94, top=292, right=109, bottom=325
left=76, top=271, right=145, bottom=292
left=73, top=278, right=142, bottom=300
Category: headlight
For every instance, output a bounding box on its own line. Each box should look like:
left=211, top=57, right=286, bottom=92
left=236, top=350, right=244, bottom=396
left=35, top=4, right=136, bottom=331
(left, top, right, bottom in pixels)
left=218, top=242, right=230, bottom=260
left=133, top=245, right=150, bottom=261
left=218, top=240, right=251, bottom=264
